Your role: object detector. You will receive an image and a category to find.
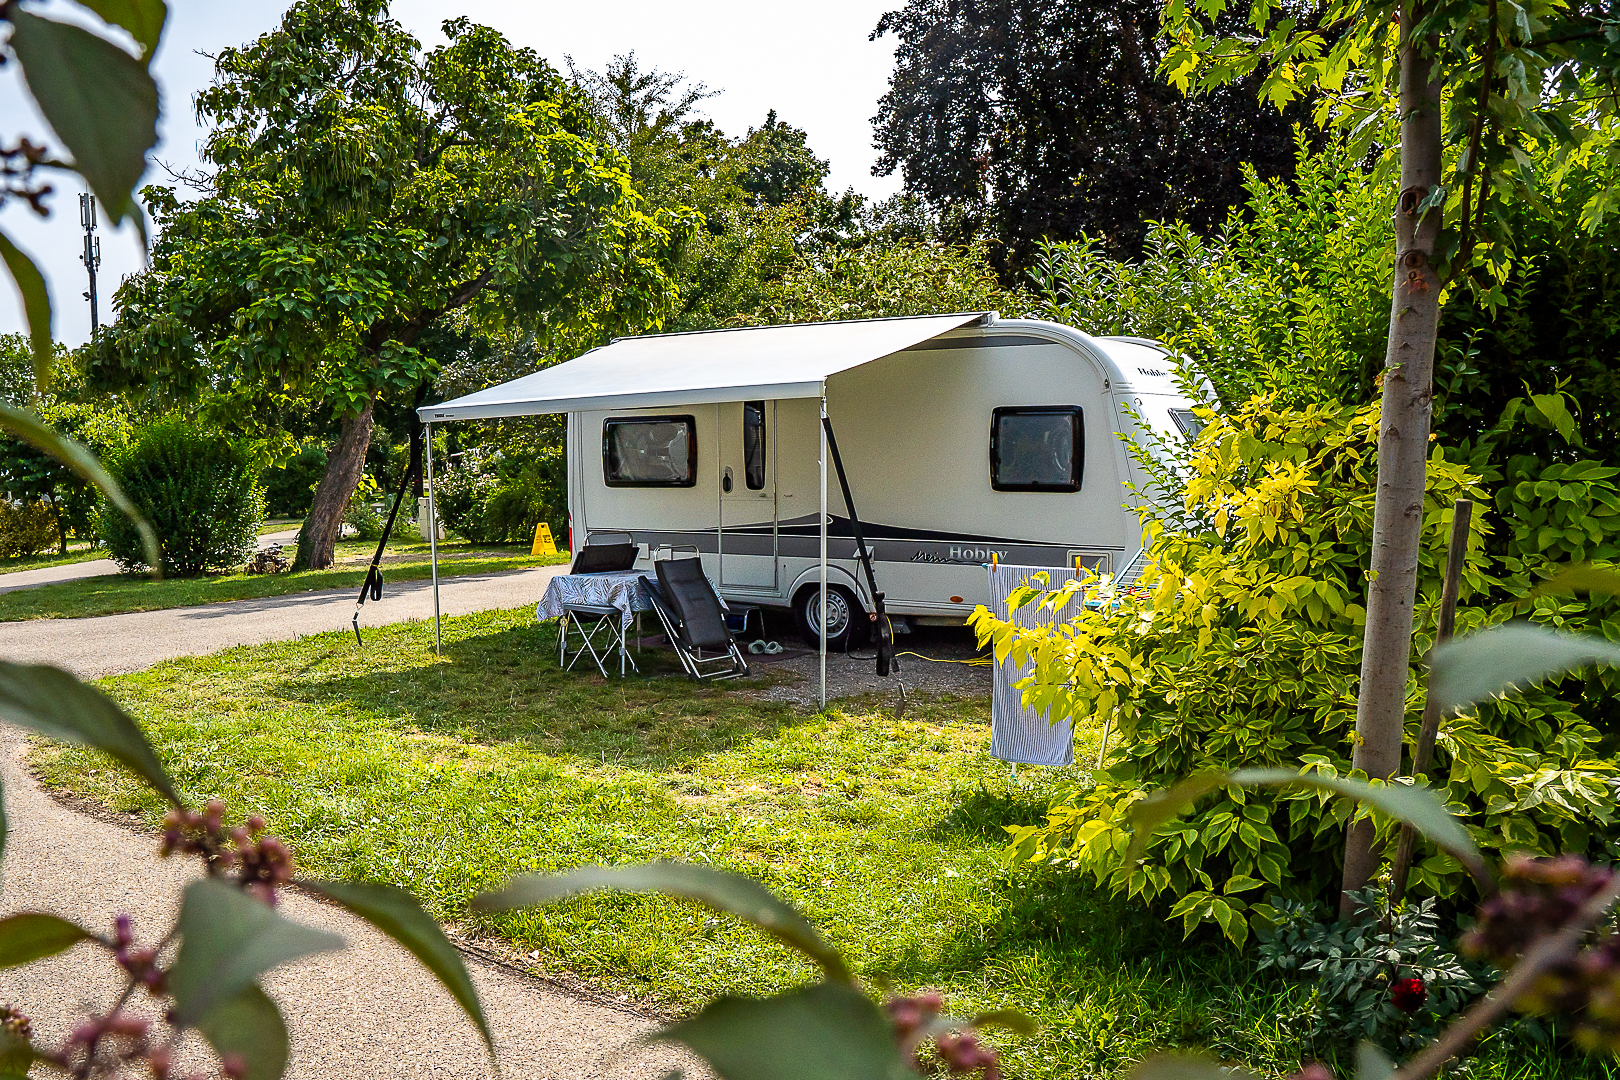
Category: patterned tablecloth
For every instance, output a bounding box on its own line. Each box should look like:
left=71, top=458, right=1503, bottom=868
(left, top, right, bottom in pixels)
left=536, top=571, right=656, bottom=632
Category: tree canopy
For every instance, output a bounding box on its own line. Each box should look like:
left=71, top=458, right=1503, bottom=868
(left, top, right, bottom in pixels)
left=870, top=0, right=1310, bottom=272
left=87, top=1, right=685, bottom=568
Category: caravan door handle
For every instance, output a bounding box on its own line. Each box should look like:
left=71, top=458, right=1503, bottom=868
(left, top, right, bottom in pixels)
left=722, top=467, right=733, bottom=493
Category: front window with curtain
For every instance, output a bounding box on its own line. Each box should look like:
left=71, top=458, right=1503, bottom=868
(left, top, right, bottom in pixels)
left=743, top=400, right=766, bottom=489
left=603, top=416, right=697, bottom=487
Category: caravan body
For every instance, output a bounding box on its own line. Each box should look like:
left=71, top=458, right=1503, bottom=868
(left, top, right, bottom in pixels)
left=565, top=316, right=1200, bottom=637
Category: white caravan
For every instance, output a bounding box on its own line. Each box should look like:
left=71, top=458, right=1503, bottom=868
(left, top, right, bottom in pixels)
left=419, top=312, right=1202, bottom=651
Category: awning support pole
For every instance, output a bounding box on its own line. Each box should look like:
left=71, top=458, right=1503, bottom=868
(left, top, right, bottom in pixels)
left=425, top=421, right=441, bottom=655
left=819, top=388, right=828, bottom=710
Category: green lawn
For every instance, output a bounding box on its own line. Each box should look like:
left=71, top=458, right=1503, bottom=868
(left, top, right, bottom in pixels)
left=0, top=545, right=104, bottom=574
left=0, top=541, right=564, bottom=621
left=30, top=609, right=1607, bottom=1079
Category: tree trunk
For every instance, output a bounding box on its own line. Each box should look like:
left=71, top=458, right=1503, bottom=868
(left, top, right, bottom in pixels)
left=295, top=398, right=375, bottom=571
left=1340, top=7, right=1445, bottom=917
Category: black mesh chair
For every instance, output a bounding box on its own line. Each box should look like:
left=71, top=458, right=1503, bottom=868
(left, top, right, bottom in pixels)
left=646, top=557, right=749, bottom=681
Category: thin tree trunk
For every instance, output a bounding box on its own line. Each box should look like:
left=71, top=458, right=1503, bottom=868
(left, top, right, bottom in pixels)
left=1340, top=7, right=1446, bottom=917
left=295, top=398, right=375, bottom=571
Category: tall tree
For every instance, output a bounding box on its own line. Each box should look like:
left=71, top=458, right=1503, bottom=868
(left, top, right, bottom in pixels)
left=88, top=1, right=685, bottom=569
left=1161, top=0, right=1620, bottom=909
left=870, top=0, right=1308, bottom=271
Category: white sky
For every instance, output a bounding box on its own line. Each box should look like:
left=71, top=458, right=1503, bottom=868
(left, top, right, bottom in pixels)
left=1, top=0, right=904, bottom=346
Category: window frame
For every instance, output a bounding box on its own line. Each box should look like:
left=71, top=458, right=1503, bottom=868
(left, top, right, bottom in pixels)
left=989, top=405, right=1085, bottom=493
left=602, top=414, right=699, bottom=488
left=743, top=400, right=766, bottom=490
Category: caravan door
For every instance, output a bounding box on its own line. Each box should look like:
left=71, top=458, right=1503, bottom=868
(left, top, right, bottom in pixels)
left=718, top=400, right=777, bottom=589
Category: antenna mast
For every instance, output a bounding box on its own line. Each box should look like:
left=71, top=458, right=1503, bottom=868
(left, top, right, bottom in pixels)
left=79, top=192, right=101, bottom=335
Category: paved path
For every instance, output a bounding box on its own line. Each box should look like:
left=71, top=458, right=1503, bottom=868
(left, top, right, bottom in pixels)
left=0, top=565, right=566, bottom=679
left=0, top=561, right=704, bottom=1078
left=0, top=529, right=301, bottom=597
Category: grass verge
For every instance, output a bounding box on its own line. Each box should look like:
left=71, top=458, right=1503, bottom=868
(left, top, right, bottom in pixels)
left=0, top=542, right=564, bottom=620
left=32, top=608, right=1609, bottom=1079
left=0, top=545, right=104, bottom=574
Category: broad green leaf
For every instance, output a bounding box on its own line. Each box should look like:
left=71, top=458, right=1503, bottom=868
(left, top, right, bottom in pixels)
left=1534, top=564, right=1620, bottom=598
left=1127, top=1053, right=1262, bottom=1080
left=1125, top=772, right=1228, bottom=867
left=1430, top=623, right=1620, bottom=713
left=9, top=10, right=160, bottom=223
left=0, top=403, right=160, bottom=573
left=1230, top=768, right=1482, bottom=876
left=0, top=913, right=90, bottom=968
left=0, top=662, right=177, bottom=805
left=169, top=879, right=343, bottom=1026
left=474, top=863, right=851, bottom=983
left=192, top=984, right=289, bottom=1080
left=299, top=880, right=491, bottom=1055
left=0, top=232, right=52, bottom=386
left=1357, top=1041, right=1396, bottom=1080
left=74, top=0, right=168, bottom=62
left=0, top=1031, right=34, bottom=1079
left=654, top=981, right=905, bottom=1080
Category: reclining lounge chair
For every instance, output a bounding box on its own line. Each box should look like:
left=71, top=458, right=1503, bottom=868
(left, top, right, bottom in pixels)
left=647, top=557, right=750, bottom=681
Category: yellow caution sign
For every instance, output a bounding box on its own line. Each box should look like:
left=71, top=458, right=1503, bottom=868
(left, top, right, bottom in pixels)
left=531, top=522, right=558, bottom=556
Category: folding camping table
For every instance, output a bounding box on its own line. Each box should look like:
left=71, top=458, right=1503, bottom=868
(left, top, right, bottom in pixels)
left=536, top=571, right=655, bottom=677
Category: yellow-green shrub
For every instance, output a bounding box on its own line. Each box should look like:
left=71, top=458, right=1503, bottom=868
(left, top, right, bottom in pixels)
left=973, top=397, right=1619, bottom=947
left=0, top=500, right=61, bottom=557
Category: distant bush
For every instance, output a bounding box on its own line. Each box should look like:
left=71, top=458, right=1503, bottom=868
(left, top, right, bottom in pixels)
left=101, top=418, right=265, bottom=575
left=434, top=449, right=561, bottom=544
left=343, top=476, right=413, bottom=542
left=260, top=442, right=327, bottom=517
left=0, top=500, right=60, bottom=556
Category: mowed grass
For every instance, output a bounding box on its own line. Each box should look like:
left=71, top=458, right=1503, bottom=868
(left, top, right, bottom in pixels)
left=0, top=544, right=103, bottom=574
left=31, top=609, right=1609, bottom=1079
left=0, top=541, right=564, bottom=620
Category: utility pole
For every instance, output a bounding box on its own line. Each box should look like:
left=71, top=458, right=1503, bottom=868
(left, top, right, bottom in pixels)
left=79, top=192, right=100, bottom=335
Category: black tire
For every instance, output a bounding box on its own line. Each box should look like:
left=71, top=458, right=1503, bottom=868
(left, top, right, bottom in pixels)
left=794, top=584, right=870, bottom=651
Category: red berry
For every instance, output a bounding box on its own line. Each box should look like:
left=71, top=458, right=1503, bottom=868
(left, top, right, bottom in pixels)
left=1391, top=977, right=1427, bottom=1014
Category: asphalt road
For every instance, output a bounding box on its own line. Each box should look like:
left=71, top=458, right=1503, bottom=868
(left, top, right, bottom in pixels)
left=0, top=560, right=708, bottom=1078
left=0, top=564, right=567, bottom=679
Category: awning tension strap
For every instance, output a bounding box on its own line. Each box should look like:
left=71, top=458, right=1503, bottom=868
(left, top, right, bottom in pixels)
left=352, top=462, right=417, bottom=647
left=821, top=415, right=897, bottom=678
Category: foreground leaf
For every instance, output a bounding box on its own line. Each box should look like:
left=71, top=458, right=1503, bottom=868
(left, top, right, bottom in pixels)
left=1430, top=623, right=1620, bottom=713
left=299, top=879, right=492, bottom=1054
left=0, top=662, right=177, bottom=805
left=1128, top=1053, right=1261, bottom=1080
left=474, top=863, right=851, bottom=983
left=169, top=879, right=343, bottom=1026
left=655, top=981, right=904, bottom=1080
left=0, top=1030, right=35, bottom=1079
left=192, top=984, right=289, bottom=1080
left=1535, top=564, right=1620, bottom=598
left=0, top=232, right=52, bottom=385
left=1231, top=768, right=1483, bottom=876
left=1357, top=1041, right=1396, bottom=1080
left=0, top=404, right=161, bottom=573
left=9, top=10, right=160, bottom=223
left=1128, top=769, right=1483, bottom=880
left=0, top=913, right=91, bottom=968
left=75, top=0, right=168, bottom=62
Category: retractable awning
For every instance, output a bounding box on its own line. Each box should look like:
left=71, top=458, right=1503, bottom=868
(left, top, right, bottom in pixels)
left=418, top=311, right=991, bottom=422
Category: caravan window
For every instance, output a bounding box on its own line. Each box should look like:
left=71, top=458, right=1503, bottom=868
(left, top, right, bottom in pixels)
left=603, top=416, right=697, bottom=487
left=1168, top=408, right=1206, bottom=442
left=990, top=406, right=1084, bottom=492
left=743, top=401, right=766, bottom=490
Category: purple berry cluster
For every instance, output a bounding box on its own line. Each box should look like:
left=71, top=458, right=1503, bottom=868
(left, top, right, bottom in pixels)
left=0, top=1002, right=31, bottom=1042
left=885, top=992, right=1003, bottom=1079
left=1460, top=854, right=1620, bottom=1051
left=161, top=802, right=291, bottom=903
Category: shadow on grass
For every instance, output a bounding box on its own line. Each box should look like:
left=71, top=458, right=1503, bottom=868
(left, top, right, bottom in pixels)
left=274, top=623, right=813, bottom=770
left=927, top=781, right=1058, bottom=842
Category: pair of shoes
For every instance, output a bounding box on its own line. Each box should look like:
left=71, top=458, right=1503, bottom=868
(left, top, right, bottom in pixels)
left=746, top=640, right=784, bottom=655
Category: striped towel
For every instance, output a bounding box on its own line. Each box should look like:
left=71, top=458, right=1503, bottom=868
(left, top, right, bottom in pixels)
left=987, top=564, right=1084, bottom=767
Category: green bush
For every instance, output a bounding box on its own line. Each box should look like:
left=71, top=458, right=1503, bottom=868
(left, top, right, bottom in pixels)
left=342, top=476, right=413, bottom=542
left=101, top=418, right=266, bottom=575
left=433, top=449, right=563, bottom=545
left=974, top=398, right=1620, bottom=946
left=0, top=500, right=60, bottom=556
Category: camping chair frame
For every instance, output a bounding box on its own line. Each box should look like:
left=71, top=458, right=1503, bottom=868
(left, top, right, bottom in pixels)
left=558, top=603, right=639, bottom=678
left=645, top=560, right=749, bottom=681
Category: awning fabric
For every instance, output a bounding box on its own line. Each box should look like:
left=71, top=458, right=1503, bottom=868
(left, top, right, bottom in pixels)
left=419, top=312, right=989, bottom=422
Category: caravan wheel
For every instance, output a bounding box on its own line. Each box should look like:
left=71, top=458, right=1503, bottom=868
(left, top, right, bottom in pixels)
left=794, top=584, right=870, bottom=652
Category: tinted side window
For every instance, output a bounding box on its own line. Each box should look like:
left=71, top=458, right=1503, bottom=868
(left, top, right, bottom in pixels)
left=990, top=407, right=1083, bottom=492
left=603, top=416, right=697, bottom=487
left=743, top=400, right=766, bottom=490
